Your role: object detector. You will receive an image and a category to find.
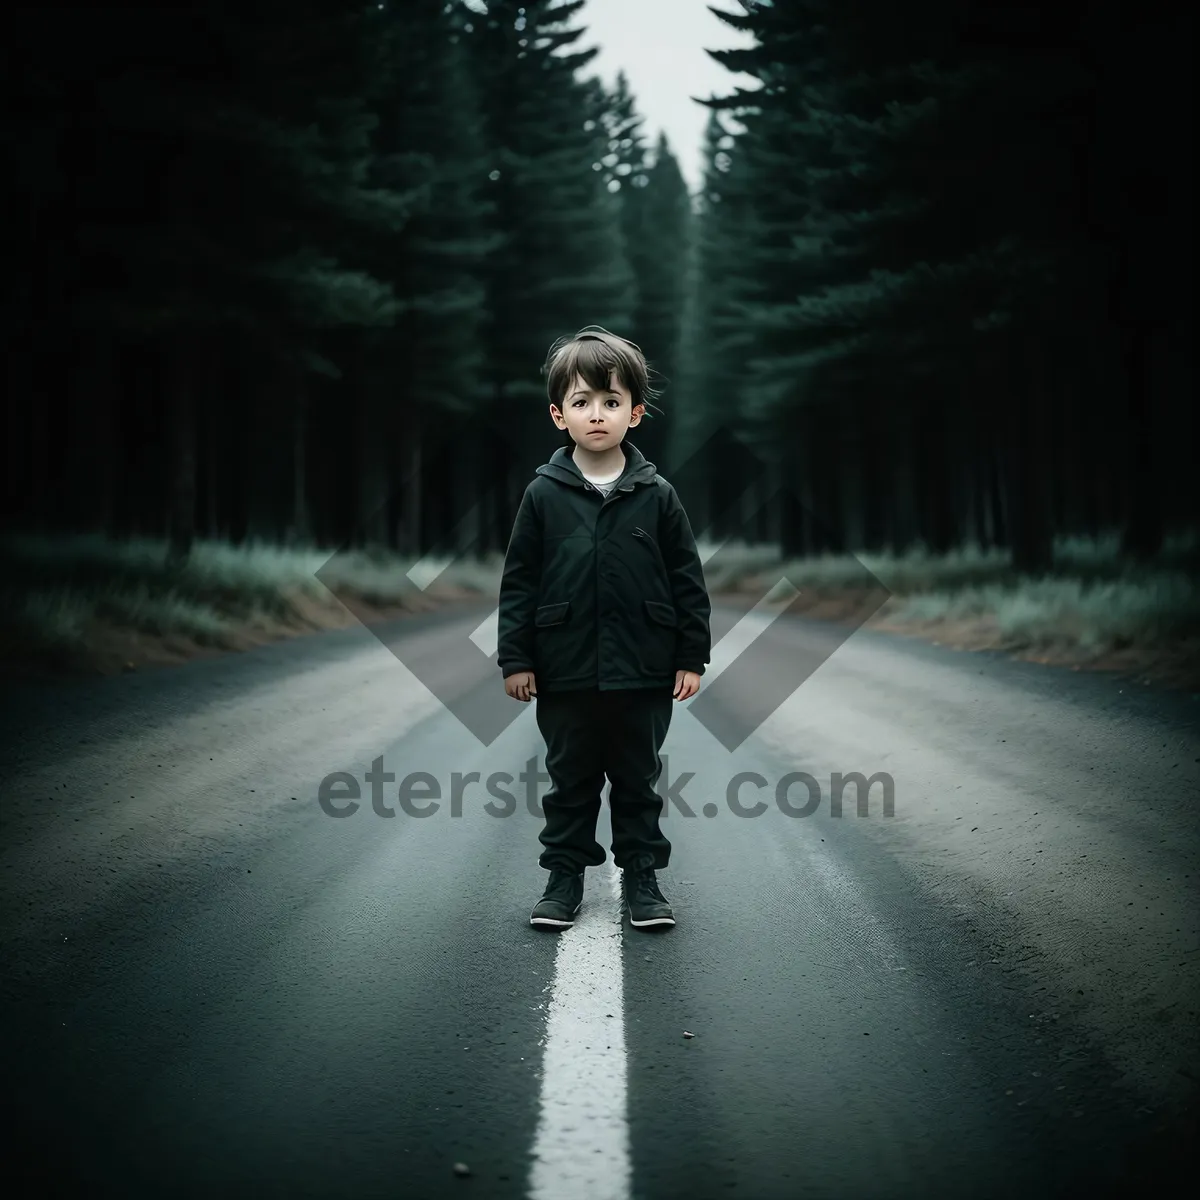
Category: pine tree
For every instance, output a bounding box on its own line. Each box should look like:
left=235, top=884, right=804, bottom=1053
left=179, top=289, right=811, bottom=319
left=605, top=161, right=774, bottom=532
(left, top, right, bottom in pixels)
left=462, top=0, right=636, bottom=473
left=585, top=72, right=691, bottom=458
left=690, top=0, right=1115, bottom=567
left=345, top=0, right=498, bottom=553
left=630, top=133, right=692, bottom=459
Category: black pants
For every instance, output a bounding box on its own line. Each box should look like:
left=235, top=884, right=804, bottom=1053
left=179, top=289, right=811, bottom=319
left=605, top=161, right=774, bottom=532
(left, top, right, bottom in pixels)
left=533, top=686, right=674, bottom=873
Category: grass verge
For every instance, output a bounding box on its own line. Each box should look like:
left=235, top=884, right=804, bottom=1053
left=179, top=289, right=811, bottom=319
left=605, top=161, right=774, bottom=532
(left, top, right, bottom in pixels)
left=1, top=530, right=1196, bottom=690
left=712, top=531, right=1200, bottom=691
left=0, top=533, right=498, bottom=678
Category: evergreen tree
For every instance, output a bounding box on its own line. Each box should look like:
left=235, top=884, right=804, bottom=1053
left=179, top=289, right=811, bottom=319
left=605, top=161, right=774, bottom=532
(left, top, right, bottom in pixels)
left=585, top=72, right=691, bottom=459
left=630, top=133, right=692, bottom=458
left=463, top=0, right=635, bottom=446
left=690, top=0, right=1145, bottom=568
left=345, top=0, right=499, bottom=552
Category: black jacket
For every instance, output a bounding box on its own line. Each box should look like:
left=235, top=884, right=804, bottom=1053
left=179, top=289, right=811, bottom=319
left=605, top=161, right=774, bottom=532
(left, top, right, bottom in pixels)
left=497, top=440, right=712, bottom=693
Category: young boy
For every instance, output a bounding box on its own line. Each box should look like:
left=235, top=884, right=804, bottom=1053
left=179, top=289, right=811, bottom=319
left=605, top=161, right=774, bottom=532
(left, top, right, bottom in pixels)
left=497, top=326, right=712, bottom=931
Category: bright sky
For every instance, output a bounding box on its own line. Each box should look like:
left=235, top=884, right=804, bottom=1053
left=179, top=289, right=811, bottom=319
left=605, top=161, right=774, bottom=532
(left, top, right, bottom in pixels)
left=575, top=0, right=760, bottom=192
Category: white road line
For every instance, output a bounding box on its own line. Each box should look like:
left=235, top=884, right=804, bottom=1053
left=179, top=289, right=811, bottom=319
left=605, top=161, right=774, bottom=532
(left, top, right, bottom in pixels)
left=528, top=862, right=631, bottom=1200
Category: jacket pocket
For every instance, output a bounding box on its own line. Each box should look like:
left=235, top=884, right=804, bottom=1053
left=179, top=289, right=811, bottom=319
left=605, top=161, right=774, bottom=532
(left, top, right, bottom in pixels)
left=535, top=601, right=571, bottom=627
left=643, top=599, right=677, bottom=628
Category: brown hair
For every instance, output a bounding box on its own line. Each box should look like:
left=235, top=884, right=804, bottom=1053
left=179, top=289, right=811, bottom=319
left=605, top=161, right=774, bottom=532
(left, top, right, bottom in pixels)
left=542, top=326, right=664, bottom=419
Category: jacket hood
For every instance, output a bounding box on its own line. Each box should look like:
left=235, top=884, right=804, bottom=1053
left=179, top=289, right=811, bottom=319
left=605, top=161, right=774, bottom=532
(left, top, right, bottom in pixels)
left=535, top=439, right=658, bottom=491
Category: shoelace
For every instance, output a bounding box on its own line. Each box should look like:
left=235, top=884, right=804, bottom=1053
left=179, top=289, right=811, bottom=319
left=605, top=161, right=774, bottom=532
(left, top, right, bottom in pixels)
left=543, top=870, right=581, bottom=902
left=625, top=869, right=665, bottom=904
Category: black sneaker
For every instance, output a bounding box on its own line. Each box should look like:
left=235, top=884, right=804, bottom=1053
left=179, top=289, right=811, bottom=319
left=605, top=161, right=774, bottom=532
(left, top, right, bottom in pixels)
left=529, top=868, right=585, bottom=928
left=622, top=867, right=675, bottom=928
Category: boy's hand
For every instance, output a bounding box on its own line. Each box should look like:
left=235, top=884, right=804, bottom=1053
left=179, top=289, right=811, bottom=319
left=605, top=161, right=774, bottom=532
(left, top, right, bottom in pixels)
left=504, top=671, right=538, bottom=702
left=673, top=670, right=700, bottom=701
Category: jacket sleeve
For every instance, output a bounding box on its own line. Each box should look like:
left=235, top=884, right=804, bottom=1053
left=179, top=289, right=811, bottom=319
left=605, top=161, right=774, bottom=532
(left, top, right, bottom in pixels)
left=497, top=483, right=542, bottom=678
left=661, top=483, right=711, bottom=676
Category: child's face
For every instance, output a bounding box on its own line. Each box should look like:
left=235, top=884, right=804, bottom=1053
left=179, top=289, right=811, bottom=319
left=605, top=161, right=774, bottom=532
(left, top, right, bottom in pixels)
left=550, top=369, right=644, bottom=452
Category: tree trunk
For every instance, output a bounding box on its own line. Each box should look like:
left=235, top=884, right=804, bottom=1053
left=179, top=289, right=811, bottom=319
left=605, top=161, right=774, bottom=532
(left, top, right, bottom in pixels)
left=972, top=464, right=990, bottom=549
left=355, top=340, right=388, bottom=547
left=243, top=353, right=284, bottom=544
left=1119, top=325, right=1162, bottom=560
left=288, top=364, right=311, bottom=547
left=809, top=405, right=844, bottom=554
left=26, top=349, right=50, bottom=534
left=166, top=335, right=198, bottom=567
left=916, top=392, right=955, bottom=555
left=860, top=405, right=887, bottom=553
left=1049, top=347, right=1069, bottom=533
left=988, top=442, right=1007, bottom=550
left=397, top=412, right=423, bottom=558
left=969, top=390, right=991, bottom=548
left=995, top=328, right=1053, bottom=575
left=753, top=457, right=772, bottom=545
left=474, top=423, right=491, bottom=563
left=205, top=368, right=220, bottom=540
left=69, top=332, right=115, bottom=535
left=779, top=413, right=808, bottom=559
left=888, top=399, right=917, bottom=553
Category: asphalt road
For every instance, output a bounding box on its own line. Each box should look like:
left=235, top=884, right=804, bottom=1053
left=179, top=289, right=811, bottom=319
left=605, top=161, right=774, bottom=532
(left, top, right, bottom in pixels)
left=1, top=598, right=1197, bottom=1199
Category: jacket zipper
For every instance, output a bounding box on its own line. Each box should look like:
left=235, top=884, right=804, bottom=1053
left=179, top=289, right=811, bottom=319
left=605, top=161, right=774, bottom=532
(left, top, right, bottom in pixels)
left=587, top=481, right=635, bottom=684
left=586, top=482, right=599, bottom=684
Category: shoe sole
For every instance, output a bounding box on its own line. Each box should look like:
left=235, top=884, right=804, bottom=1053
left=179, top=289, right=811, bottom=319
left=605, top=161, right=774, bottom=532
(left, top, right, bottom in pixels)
left=530, top=900, right=584, bottom=929
left=629, top=914, right=675, bottom=928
